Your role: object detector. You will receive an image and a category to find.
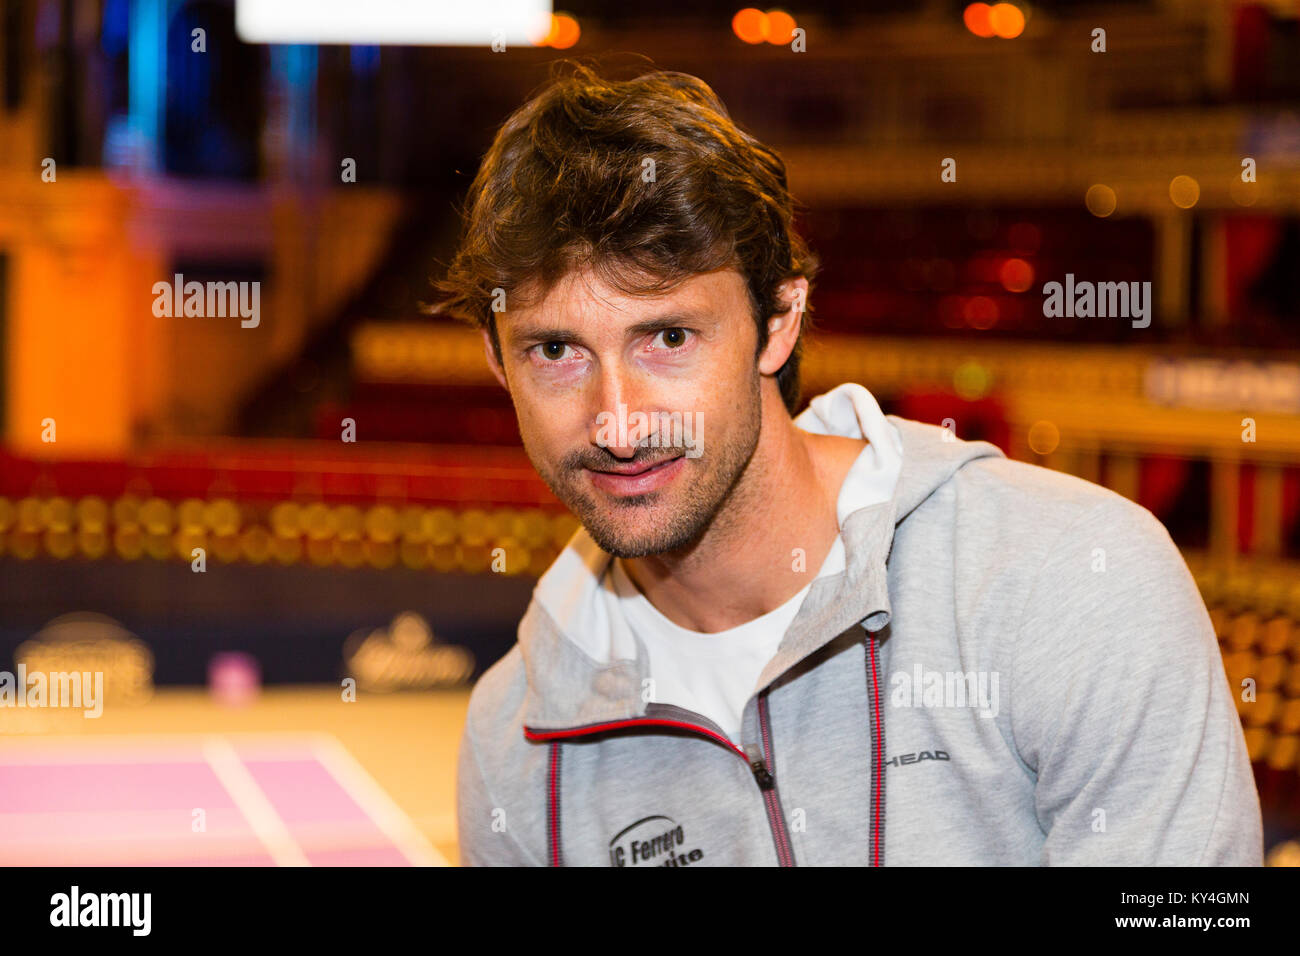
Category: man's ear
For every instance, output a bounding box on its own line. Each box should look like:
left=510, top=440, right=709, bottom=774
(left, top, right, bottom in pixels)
left=482, top=326, right=509, bottom=391
left=757, top=276, right=808, bottom=376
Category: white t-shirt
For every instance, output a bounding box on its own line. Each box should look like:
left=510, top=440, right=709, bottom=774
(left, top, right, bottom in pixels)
left=606, top=538, right=846, bottom=743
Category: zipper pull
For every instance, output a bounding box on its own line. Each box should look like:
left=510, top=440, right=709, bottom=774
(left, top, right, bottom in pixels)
left=744, top=744, right=774, bottom=790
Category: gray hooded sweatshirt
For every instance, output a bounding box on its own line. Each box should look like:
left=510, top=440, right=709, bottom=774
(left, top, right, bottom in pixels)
left=457, top=384, right=1263, bottom=866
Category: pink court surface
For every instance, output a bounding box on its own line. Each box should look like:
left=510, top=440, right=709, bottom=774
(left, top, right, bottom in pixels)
left=0, top=687, right=473, bottom=866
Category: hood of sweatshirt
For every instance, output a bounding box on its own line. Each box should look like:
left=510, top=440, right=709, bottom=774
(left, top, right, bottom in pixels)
left=515, top=382, right=1007, bottom=733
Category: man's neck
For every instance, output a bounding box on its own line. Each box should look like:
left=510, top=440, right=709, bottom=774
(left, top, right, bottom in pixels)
left=618, top=395, right=867, bottom=633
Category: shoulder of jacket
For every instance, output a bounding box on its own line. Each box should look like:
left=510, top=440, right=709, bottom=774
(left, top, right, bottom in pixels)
left=950, top=455, right=1163, bottom=535
left=464, top=643, right=529, bottom=741
left=898, top=454, right=1178, bottom=599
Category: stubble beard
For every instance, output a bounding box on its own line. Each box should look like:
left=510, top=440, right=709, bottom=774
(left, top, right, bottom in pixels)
left=523, top=372, right=764, bottom=559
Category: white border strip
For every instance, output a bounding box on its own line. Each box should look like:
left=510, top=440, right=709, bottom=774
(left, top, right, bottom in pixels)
left=202, top=735, right=311, bottom=867
left=310, top=735, right=448, bottom=867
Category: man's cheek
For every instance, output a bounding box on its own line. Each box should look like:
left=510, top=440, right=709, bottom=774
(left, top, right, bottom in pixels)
left=517, top=406, right=573, bottom=463
left=514, top=400, right=550, bottom=439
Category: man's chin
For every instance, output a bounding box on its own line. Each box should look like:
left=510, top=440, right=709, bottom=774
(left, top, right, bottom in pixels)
left=575, top=507, right=705, bottom=560
left=587, top=532, right=690, bottom=561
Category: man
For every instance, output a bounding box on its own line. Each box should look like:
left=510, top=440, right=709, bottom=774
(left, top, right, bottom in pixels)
left=436, top=63, right=1262, bottom=866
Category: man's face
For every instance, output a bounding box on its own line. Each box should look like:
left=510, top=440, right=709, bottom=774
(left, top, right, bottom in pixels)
left=490, top=266, right=765, bottom=558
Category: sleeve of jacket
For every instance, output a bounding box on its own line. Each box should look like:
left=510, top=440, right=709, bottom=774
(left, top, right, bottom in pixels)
left=1009, top=495, right=1263, bottom=865
left=456, top=710, right=545, bottom=866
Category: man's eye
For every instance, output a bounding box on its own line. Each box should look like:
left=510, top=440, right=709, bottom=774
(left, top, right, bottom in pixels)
left=653, top=328, right=691, bottom=349
left=537, top=342, right=573, bottom=361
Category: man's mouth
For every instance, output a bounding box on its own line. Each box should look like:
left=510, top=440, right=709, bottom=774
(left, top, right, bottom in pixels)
left=585, top=454, right=686, bottom=496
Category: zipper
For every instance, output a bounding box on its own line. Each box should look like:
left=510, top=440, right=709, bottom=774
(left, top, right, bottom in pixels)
left=753, top=693, right=796, bottom=866
left=546, top=740, right=562, bottom=866
left=865, top=630, right=885, bottom=867
left=525, top=708, right=797, bottom=866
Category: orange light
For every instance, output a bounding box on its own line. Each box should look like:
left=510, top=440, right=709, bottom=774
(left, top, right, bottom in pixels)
left=733, top=8, right=769, bottom=44
left=963, top=3, right=994, bottom=38
left=549, top=13, right=580, bottom=49
left=989, top=3, right=1025, bottom=39
left=1027, top=420, right=1060, bottom=456
left=1169, top=174, right=1201, bottom=209
left=766, top=10, right=796, bottom=44
left=1085, top=183, right=1117, bottom=217
left=999, top=257, right=1035, bottom=293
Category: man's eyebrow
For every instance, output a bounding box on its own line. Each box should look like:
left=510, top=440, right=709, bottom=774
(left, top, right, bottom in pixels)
left=509, top=311, right=710, bottom=347
left=509, top=326, right=583, bottom=347
left=624, top=312, right=710, bottom=336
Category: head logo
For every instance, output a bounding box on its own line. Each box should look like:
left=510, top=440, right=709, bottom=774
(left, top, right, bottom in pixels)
left=608, top=815, right=705, bottom=867
left=884, top=749, right=951, bottom=768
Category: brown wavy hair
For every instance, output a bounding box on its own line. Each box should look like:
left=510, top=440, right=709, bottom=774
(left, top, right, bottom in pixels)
left=432, top=60, right=820, bottom=415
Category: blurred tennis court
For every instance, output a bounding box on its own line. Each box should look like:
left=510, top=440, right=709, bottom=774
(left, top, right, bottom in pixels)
left=0, top=687, right=471, bottom=866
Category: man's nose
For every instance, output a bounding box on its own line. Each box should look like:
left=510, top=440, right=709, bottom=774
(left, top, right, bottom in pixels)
left=587, top=369, right=654, bottom=459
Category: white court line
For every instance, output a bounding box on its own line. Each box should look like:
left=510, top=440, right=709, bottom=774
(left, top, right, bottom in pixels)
left=202, top=735, right=311, bottom=868
left=310, top=735, right=449, bottom=867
